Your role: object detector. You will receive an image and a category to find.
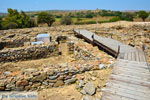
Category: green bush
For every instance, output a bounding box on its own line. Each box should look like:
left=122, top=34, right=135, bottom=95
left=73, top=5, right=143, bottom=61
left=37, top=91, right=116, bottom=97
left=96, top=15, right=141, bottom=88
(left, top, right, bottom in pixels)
left=85, top=11, right=95, bottom=18
left=55, top=14, right=63, bottom=18
left=138, top=11, right=149, bottom=21
left=2, top=21, right=18, bottom=29
left=85, top=20, right=96, bottom=24
left=98, top=17, right=120, bottom=24
left=74, top=21, right=85, bottom=25
left=0, top=8, right=36, bottom=30
left=61, top=16, right=72, bottom=25
left=75, top=20, right=96, bottom=25
left=98, top=20, right=110, bottom=24
left=38, top=12, right=55, bottom=26
left=119, top=13, right=134, bottom=21
left=109, top=17, right=121, bottom=22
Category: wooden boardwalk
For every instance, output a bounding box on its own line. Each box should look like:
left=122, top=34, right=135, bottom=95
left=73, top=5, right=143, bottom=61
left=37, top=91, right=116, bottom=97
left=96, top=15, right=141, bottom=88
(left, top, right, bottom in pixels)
left=74, top=29, right=150, bottom=100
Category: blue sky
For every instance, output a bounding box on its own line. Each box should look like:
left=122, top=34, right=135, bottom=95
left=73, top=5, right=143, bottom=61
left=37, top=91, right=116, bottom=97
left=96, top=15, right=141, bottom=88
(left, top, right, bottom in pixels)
left=0, top=0, right=150, bottom=12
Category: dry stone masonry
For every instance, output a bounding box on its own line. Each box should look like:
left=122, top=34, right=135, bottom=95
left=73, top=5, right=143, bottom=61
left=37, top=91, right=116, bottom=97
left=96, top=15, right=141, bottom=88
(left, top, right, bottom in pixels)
left=0, top=44, right=59, bottom=62
left=0, top=63, right=102, bottom=91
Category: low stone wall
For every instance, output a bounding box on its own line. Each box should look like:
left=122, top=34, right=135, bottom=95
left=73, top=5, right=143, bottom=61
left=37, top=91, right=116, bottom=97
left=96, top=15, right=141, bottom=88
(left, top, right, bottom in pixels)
left=0, top=44, right=59, bottom=62
left=0, top=37, right=31, bottom=49
left=0, top=64, right=101, bottom=91
left=74, top=46, right=97, bottom=60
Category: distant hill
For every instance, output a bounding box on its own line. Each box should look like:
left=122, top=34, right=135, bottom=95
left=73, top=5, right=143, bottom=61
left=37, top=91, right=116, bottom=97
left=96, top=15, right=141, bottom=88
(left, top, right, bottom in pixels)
left=0, top=13, right=7, bottom=16
left=123, top=10, right=150, bottom=12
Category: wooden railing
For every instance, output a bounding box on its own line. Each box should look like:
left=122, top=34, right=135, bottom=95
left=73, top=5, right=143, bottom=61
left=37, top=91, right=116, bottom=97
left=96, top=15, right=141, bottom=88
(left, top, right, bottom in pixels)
left=117, top=45, right=120, bottom=58
left=142, top=45, right=150, bottom=72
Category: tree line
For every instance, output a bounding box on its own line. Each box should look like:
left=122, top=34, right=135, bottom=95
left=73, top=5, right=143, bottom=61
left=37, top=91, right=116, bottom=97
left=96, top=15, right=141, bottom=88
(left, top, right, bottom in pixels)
left=0, top=8, right=149, bottom=30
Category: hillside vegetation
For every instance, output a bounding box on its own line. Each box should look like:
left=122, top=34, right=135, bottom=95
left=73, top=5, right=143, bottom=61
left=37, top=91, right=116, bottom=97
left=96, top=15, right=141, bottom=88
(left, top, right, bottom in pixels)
left=0, top=9, right=150, bottom=30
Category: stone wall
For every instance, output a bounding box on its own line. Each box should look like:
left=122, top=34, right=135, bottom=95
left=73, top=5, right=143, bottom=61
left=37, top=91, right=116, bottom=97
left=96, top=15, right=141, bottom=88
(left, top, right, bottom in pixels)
left=0, top=37, right=31, bottom=49
left=0, top=44, right=59, bottom=62
left=0, top=64, right=101, bottom=91
left=74, top=46, right=97, bottom=60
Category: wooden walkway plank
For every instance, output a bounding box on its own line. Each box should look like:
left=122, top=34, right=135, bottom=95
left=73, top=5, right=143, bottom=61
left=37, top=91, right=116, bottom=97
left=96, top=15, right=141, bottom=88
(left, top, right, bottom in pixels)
left=112, top=72, right=150, bottom=81
left=74, top=29, right=150, bottom=100
left=110, top=74, right=150, bottom=87
left=113, top=68, right=150, bottom=78
left=116, top=64, right=149, bottom=71
left=109, top=80, right=150, bottom=92
left=113, top=66, right=150, bottom=74
left=102, top=92, right=136, bottom=100
left=118, top=59, right=147, bottom=65
left=131, top=52, right=136, bottom=61
left=103, top=86, right=150, bottom=99
left=102, top=88, right=150, bottom=100
left=106, top=81, right=150, bottom=93
left=116, top=61, right=149, bottom=69
left=135, top=51, right=140, bottom=62
left=127, top=52, right=132, bottom=61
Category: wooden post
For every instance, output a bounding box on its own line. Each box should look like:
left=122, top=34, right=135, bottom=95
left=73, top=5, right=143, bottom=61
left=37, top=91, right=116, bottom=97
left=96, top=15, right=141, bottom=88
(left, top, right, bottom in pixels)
left=117, top=45, right=120, bottom=58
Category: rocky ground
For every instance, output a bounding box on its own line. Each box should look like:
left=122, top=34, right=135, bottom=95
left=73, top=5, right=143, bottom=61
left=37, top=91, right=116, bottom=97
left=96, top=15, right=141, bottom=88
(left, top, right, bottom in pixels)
left=0, top=21, right=149, bottom=61
left=0, top=21, right=149, bottom=100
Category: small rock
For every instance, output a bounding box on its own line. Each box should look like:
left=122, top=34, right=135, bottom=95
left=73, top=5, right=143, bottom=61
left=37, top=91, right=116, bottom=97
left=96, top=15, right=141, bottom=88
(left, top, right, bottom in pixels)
left=16, top=80, right=29, bottom=87
left=64, top=78, right=77, bottom=85
left=32, top=72, right=40, bottom=76
left=57, top=75, right=64, bottom=80
left=48, top=80, right=57, bottom=83
left=42, top=81, right=49, bottom=86
left=78, top=80, right=85, bottom=88
left=6, top=83, right=16, bottom=90
left=31, top=73, right=47, bottom=82
left=53, top=80, right=64, bottom=87
left=32, top=83, right=41, bottom=88
left=91, top=77, right=96, bottom=81
left=3, top=71, right=11, bottom=75
left=15, top=86, right=24, bottom=91
left=0, top=81, right=5, bottom=87
left=24, top=68, right=37, bottom=74
left=47, top=71, right=54, bottom=76
left=25, top=86, right=31, bottom=91
left=83, top=82, right=96, bottom=95
left=65, top=75, right=72, bottom=80
left=49, top=74, right=59, bottom=80
left=49, top=83, right=54, bottom=87
left=99, top=64, right=106, bottom=69
left=80, top=89, right=86, bottom=95
left=0, top=86, right=5, bottom=91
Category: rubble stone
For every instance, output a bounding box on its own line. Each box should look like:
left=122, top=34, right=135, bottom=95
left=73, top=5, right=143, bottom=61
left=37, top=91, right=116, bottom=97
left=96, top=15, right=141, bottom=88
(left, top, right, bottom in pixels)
left=83, top=82, right=96, bottom=95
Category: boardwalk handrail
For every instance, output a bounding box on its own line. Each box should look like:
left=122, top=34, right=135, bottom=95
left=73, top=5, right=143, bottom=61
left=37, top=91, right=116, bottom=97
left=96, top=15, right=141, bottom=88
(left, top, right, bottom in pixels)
left=142, top=44, right=150, bottom=72
left=117, top=45, right=120, bottom=58
left=143, top=50, right=150, bottom=72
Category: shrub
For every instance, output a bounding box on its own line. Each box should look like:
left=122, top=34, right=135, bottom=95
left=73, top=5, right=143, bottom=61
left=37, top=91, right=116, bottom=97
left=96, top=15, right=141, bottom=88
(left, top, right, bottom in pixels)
left=138, top=11, right=149, bottom=21
left=85, top=11, right=95, bottom=18
left=85, top=20, right=96, bottom=24
left=61, top=16, right=72, bottom=25
left=74, top=21, right=85, bottom=25
left=109, top=17, right=121, bottom=22
left=75, top=20, right=96, bottom=25
left=98, top=20, right=110, bottom=24
left=1, top=21, right=18, bottom=29
left=0, top=8, right=36, bottom=29
left=55, top=14, right=63, bottom=18
left=119, top=13, right=134, bottom=21
left=38, top=12, right=55, bottom=27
